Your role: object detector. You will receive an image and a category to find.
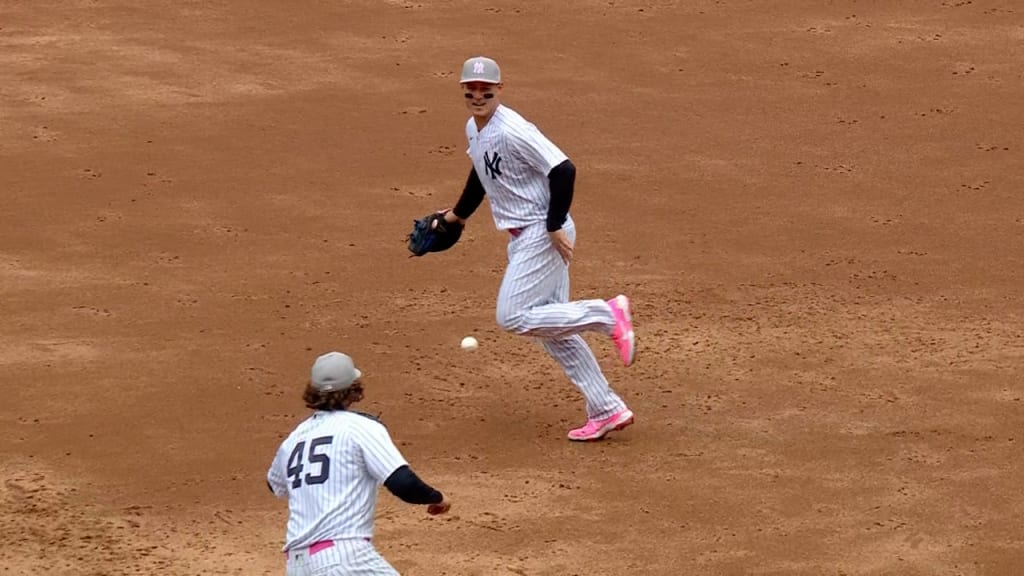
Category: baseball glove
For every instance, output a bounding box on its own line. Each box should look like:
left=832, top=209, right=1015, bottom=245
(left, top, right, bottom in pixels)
left=407, top=211, right=463, bottom=257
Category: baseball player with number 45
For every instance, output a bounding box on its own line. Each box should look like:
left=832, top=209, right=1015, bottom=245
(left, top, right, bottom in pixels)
left=268, top=351, right=450, bottom=575
left=407, top=56, right=637, bottom=442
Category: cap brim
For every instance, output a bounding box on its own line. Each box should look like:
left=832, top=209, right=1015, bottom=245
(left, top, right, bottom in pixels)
left=460, top=77, right=500, bottom=84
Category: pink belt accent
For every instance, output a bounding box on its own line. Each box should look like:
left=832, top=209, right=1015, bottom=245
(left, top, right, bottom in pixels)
left=508, top=228, right=523, bottom=237
left=285, top=538, right=371, bottom=557
left=309, top=541, right=335, bottom=555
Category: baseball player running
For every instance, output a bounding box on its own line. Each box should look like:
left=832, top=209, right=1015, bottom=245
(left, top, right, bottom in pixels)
left=267, top=351, right=451, bottom=575
left=438, top=56, right=637, bottom=442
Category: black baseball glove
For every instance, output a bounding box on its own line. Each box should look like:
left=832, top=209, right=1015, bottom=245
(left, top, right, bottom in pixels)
left=407, top=211, right=463, bottom=257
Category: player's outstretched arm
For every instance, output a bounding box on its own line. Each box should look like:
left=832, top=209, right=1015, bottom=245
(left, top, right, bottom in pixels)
left=446, top=167, right=486, bottom=225
left=384, top=465, right=451, bottom=514
left=408, top=167, right=482, bottom=257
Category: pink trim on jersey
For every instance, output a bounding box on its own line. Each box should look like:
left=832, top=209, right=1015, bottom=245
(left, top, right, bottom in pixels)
left=310, top=540, right=335, bottom=555
left=283, top=538, right=372, bottom=557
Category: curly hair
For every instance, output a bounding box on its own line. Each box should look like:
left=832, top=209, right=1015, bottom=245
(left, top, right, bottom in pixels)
left=303, top=382, right=364, bottom=411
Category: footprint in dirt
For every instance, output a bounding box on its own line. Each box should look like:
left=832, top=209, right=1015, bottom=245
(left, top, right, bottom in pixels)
left=71, top=306, right=112, bottom=317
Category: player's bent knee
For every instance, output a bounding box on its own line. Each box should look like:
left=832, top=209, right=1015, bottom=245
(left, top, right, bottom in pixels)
left=495, top=308, right=528, bottom=334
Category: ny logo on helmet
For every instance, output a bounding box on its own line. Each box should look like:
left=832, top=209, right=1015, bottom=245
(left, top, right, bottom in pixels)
left=473, top=62, right=485, bottom=74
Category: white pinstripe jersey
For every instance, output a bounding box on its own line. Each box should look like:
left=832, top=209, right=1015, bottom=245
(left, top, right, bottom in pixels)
left=466, top=105, right=569, bottom=230
left=267, top=411, right=408, bottom=551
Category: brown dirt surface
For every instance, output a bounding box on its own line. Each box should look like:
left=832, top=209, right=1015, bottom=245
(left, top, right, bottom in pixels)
left=2, top=1, right=1023, bottom=575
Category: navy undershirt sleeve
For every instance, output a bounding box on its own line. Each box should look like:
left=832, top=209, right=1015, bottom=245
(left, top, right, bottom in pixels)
left=546, top=159, right=576, bottom=232
left=384, top=465, right=444, bottom=505
left=453, top=167, right=486, bottom=220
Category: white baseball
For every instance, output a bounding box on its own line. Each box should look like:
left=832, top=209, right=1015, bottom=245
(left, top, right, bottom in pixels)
left=460, top=336, right=479, bottom=351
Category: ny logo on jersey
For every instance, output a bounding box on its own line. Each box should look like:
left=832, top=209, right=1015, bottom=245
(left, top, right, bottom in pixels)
left=484, top=151, right=503, bottom=179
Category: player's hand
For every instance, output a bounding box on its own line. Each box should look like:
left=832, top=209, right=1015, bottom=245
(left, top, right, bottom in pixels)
left=427, top=498, right=451, bottom=516
left=549, top=229, right=574, bottom=264
left=443, top=210, right=466, bottom=226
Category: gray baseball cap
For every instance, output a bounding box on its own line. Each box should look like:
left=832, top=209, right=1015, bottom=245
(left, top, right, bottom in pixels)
left=461, top=56, right=501, bottom=84
left=310, top=351, right=362, bottom=392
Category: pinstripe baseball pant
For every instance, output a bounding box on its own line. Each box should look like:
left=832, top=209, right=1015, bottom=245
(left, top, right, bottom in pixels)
left=285, top=539, right=398, bottom=576
left=495, top=217, right=627, bottom=420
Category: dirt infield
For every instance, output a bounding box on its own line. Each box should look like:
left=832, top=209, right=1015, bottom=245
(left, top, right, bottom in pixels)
left=2, top=1, right=1022, bottom=574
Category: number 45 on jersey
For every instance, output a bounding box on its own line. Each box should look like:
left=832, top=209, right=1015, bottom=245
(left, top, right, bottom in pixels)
left=287, top=436, right=333, bottom=488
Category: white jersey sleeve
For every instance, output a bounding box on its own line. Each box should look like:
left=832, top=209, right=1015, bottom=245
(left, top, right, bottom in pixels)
left=356, top=421, right=409, bottom=484
left=465, top=118, right=477, bottom=155
left=505, top=120, right=568, bottom=175
left=267, top=443, right=290, bottom=499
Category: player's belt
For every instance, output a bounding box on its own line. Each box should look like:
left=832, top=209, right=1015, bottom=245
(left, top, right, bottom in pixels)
left=309, top=541, right=336, bottom=555
left=508, top=227, right=524, bottom=237
left=284, top=538, right=372, bottom=557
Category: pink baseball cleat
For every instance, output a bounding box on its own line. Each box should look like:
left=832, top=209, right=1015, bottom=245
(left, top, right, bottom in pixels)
left=608, top=294, right=636, bottom=366
left=567, top=408, right=635, bottom=442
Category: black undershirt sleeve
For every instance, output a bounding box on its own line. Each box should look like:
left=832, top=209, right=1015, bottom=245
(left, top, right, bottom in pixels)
left=452, top=167, right=486, bottom=220
left=546, top=159, right=576, bottom=232
left=384, top=465, right=444, bottom=505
